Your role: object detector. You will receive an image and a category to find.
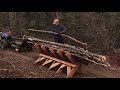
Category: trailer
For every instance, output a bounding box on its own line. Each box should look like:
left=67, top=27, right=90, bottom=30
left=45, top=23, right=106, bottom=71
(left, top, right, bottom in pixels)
left=0, top=32, right=33, bottom=52
left=11, top=37, right=33, bottom=52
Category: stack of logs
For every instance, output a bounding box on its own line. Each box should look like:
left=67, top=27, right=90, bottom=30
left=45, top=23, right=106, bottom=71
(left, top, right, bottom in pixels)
left=25, top=35, right=110, bottom=67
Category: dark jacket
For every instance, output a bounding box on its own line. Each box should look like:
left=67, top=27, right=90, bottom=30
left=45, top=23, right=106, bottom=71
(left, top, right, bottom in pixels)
left=51, top=23, right=67, bottom=34
left=51, top=23, right=67, bottom=44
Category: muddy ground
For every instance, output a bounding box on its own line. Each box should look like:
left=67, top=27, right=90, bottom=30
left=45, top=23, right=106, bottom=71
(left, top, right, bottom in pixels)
left=0, top=48, right=120, bottom=78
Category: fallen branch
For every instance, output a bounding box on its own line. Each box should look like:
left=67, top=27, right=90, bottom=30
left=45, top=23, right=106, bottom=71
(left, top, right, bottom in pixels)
left=0, top=59, right=15, bottom=69
left=0, top=69, right=7, bottom=71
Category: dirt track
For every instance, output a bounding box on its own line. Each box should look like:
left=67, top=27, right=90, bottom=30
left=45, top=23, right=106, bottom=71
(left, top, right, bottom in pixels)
left=0, top=49, right=91, bottom=78
left=0, top=49, right=120, bottom=78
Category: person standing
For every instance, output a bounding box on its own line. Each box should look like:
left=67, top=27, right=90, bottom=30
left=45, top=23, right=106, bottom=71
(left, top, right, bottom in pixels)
left=51, top=19, right=67, bottom=44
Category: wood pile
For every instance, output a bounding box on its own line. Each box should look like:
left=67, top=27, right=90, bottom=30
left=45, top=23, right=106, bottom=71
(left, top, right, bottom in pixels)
left=25, top=35, right=110, bottom=67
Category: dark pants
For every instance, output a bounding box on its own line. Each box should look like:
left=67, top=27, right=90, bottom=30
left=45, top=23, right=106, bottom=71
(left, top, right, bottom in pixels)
left=54, top=34, right=64, bottom=44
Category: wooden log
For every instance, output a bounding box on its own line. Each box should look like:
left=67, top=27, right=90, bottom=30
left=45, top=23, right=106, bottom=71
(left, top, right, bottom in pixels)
left=28, top=29, right=87, bottom=47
